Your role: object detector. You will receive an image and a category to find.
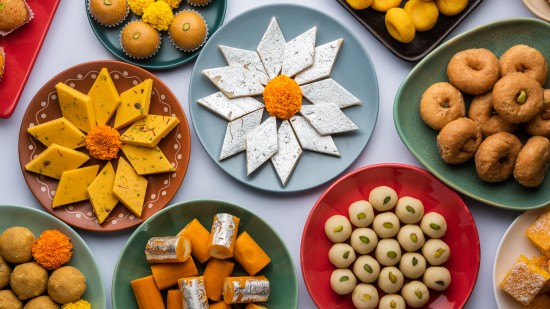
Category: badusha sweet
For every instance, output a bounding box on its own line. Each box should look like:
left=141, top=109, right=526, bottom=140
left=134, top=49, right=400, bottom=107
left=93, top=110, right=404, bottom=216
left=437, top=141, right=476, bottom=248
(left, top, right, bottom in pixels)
left=0, top=0, right=32, bottom=34
left=142, top=1, right=173, bottom=31
left=120, top=20, right=161, bottom=59
left=169, top=10, right=208, bottom=52
left=88, top=0, right=129, bottom=27
left=127, top=0, right=153, bottom=15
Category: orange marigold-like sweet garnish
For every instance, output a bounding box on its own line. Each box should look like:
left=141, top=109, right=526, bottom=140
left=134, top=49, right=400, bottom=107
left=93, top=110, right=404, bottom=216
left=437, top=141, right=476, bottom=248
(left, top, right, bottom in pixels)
left=32, top=230, right=73, bottom=270
left=86, top=125, right=122, bottom=160
left=263, top=75, right=302, bottom=120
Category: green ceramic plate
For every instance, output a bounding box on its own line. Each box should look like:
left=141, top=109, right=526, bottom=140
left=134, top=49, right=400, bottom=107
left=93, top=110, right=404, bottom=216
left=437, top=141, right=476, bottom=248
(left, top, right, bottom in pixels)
left=0, top=205, right=105, bottom=307
left=85, top=0, right=227, bottom=70
left=111, top=200, right=298, bottom=308
left=394, top=18, right=550, bottom=210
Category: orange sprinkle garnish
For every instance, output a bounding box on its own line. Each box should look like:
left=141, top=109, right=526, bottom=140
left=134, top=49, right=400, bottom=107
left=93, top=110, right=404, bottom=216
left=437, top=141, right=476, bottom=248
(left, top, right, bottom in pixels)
left=263, top=75, right=302, bottom=120
left=32, top=230, right=73, bottom=270
left=85, top=125, right=122, bottom=160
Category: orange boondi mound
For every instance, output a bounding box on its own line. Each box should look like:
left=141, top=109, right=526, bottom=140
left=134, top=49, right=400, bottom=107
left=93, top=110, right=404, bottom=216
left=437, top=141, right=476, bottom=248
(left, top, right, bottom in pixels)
left=32, top=230, right=73, bottom=270
left=263, top=75, right=302, bottom=120
left=86, top=125, right=122, bottom=160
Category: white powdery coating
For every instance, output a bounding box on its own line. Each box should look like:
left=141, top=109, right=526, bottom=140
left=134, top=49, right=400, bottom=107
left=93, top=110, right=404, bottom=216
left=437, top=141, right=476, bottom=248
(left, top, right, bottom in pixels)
left=295, top=38, right=343, bottom=85
left=281, top=26, right=317, bottom=77
left=198, top=91, right=264, bottom=121
left=301, top=78, right=361, bottom=109
left=257, top=17, right=285, bottom=80
left=202, top=66, right=264, bottom=98
left=501, top=260, right=547, bottom=305
left=289, top=115, right=339, bottom=156
left=219, top=45, right=270, bottom=85
left=246, top=116, right=278, bottom=175
left=271, top=120, right=302, bottom=186
left=220, top=109, right=263, bottom=160
left=300, top=103, right=358, bottom=135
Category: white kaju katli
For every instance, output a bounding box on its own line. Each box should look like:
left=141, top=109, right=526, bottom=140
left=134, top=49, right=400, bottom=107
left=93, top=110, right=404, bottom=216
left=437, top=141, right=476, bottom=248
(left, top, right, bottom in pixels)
left=281, top=26, right=317, bottom=77
left=300, top=78, right=361, bottom=109
left=246, top=116, right=278, bottom=175
left=257, top=17, right=285, bottom=80
left=197, top=91, right=263, bottom=121
left=294, top=38, right=343, bottom=85
left=271, top=120, right=303, bottom=186
left=289, top=115, right=339, bottom=156
left=202, top=66, right=264, bottom=98
left=300, top=103, right=358, bottom=135
left=220, top=109, right=263, bottom=160
left=219, top=45, right=270, bottom=85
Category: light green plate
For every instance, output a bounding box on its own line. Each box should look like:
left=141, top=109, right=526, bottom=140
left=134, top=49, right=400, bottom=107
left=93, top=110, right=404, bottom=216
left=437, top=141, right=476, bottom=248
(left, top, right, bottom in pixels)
left=394, top=18, right=550, bottom=210
left=0, top=205, right=105, bottom=307
left=111, top=200, right=298, bottom=308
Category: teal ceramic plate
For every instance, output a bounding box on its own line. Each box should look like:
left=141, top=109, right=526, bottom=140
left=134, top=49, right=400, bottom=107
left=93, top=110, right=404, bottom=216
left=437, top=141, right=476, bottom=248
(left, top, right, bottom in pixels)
left=111, top=200, right=298, bottom=308
left=0, top=205, right=105, bottom=307
left=189, top=4, right=379, bottom=193
left=394, top=18, right=550, bottom=210
left=85, top=0, right=227, bottom=70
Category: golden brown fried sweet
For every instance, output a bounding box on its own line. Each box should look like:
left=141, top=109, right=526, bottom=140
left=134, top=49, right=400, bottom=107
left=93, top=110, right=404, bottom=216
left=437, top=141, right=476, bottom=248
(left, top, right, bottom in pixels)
left=513, top=136, right=550, bottom=187
left=88, top=0, right=128, bottom=27
left=499, top=44, right=548, bottom=86
left=0, top=226, right=35, bottom=264
left=0, top=0, right=30, bottom=33
left=436, top=117, right=482, bottom=164
left=467, top=92, right=518, bottom=137
left=493, top=73, right=544, bottom=123
left=9, top=262, right=48, bottom=300
left=420, top=82, right=465, bottom=130
left=523, top=89, right=550, bottom=137
left=47, top=266, right=86, bottom=305
left=446, top=48, right=500, bottom=95
left=475, top=131, right=522, bottom=183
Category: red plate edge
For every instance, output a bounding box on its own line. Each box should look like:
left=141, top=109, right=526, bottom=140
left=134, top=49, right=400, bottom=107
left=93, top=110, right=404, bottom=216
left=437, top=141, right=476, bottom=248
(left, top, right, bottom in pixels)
left=300, top=163, right=481, bottom=308
left=0, top=0, right=61, bottom=119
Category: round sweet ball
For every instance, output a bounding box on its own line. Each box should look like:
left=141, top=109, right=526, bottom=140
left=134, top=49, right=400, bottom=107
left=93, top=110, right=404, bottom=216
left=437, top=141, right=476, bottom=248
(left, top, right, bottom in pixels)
left=369, top=186, right=398, bottom=211
left=422, top=239, right=451, bottom=266
left=330, top=268, right=357, bottom=295
left=348, top=200, right=375, bottom=227
left=378, top=266, right=404, bottom=294
left=169, top=10, right=208, bottom=52
left=0, top=290, right=22, bottom=309
left=351, top=283, right=379, bottom=309
left=0, top=255, right=11, bottom=289
left=379, top=294, right=406, bottom=309
left=0, top=226, right=35, bottom=264
left=399, top=252, right=427, bottom=279
left=10, top=262, right=48, bottom=300
left=23, top=295, right=60, bottom=309
left=375, top=238, right=402, bottom=266
left=89, top=0, right=128, bottom=27
left=397, top=224, right=425, bottom=252
left=120, top=20, right=160, bottom=59
left=420, top=212, right=447, bottom=238
left=350, top=228, right=378, bottom=255
left=353, top=255, right=381, bottom=283
left=401, top=280, right=430, bottom=308
left=373, top=212, right=400, bottom=238
left=324, top=215, right=352, bottom=243
left=423, top=266, right=451, bottom=291
left=328, top=243, right=356, bottom=268
left=47, top=266, right=87, bottom=304
left=395, top=196, right=424, bottom=224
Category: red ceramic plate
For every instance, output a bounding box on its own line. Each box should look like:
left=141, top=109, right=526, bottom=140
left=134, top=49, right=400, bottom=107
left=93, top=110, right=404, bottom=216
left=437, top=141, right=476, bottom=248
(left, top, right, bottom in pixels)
left=0, top=0, right=60, bottom=118
left=301, top=163, right=480, bottom=308
left=18, top=60, right=191, bottom=232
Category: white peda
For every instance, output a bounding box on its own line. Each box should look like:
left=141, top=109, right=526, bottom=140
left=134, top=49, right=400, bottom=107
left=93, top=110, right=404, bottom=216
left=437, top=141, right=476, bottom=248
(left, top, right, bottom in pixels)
left=328, top=243, right=356, bottom=268
left=324, top=215, right=352, bottom=243
left=373, top=212, right=400, bottom=238
left=375, top=238, right=402, bottom=266
left=351, top=284, right=379, bottom=309
left=396, top=224, right=425, bottom=252
left=348, top=200, right=375, bottom=227
left=350, top=228, right=378, bottom=255
left=423, top=266, right=451, bottom=291
left=330, top=268, right=357, bottom=295
left=422, top=239, right=450, bottom=266
left=353, top=255, right=380, bottom=283
left=379, top=294, right=406, bottom=309
left=395, top=196, right=424, bottom=224
left=399, top=252, right=427, bottom=279
left=420, top=212, right=447, bottom=239
left=378, top=266, right=404, bottom=294
left=368, top=186, right=398, bottom=211
left=401, top=281, right=430, bottom=308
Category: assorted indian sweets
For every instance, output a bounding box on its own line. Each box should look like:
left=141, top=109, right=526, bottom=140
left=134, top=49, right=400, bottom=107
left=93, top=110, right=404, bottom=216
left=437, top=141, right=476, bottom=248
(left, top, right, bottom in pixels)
left=324, top=186, right=451, bottom=309
left=419, top=44, right=550, bottom=187
left=88, top=0, right=210, bottom=59
left=24, top=67, right=180, bottom=225
left=131, top=213, right=271, bottom=308
left=0, top=226, right=90, bottom=308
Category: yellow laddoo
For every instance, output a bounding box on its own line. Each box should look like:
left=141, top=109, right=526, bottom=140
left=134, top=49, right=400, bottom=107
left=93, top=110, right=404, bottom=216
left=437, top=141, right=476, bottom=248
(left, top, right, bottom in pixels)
left=0, top=290, right=22, bottom=309
left=0, top=255, right=10, bottom=289
left=404, top=0, right=439, bottom=31
left=435, top=0, right=468, bottom=16
left=0, top=226, right=35, bottom=264
left=371, top=0, right=402, bottom=12
left=346, top=0, right=374, bottom=9
left=9, top=262, right=48, bottom=301
left=47, top=266, right=87, bottom=305
left=23, top=295, right=60, bottom=309
left=385, top=8, right=416, bottom=43
left=169, top=10, right=208, bottom=52
left=120, top=20, right=160, bottom=59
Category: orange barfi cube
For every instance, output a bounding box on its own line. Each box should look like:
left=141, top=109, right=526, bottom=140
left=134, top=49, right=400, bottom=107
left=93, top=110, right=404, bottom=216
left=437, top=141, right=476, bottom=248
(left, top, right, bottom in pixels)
left=500, top=255, right=550, bottom=305
left=526, top=212, right=550, bottom=258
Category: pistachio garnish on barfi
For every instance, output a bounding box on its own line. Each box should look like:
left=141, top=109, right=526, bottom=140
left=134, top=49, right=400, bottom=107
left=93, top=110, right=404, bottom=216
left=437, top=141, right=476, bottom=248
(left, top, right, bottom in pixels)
left=52, top=165, right=100, bottom=208
left=56, top=82, right=96, bottom=133
left=88, top=162, right=119, bottom=224
left=27, top=117, right=87, bottom=149
left=88, top=68, right=121, bottom=125
left=121, top=144, right=174, bottom=175
left=24, top=144, right=90, bottom=179
left=112, top=157, right=148, bottom=218
left=120, top=114, right=179, bottom=148
left=114, top=79, right=153, bottom=129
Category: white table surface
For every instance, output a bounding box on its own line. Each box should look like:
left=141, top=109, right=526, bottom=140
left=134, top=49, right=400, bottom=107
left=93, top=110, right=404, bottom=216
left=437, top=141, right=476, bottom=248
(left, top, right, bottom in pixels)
left=0, top=0, right=537, bottom=308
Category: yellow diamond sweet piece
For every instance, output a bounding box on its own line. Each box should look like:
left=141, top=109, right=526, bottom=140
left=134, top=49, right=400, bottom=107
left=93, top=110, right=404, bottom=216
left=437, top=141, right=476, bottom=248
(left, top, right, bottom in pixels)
left=27, top=117, right=86, bottom=149
left=113, top=79, right=153, bottom=129
left=87, top=162, right=119, bottom=224
left=56, top=82, right=96, bottom=133
left=24, top=143, right=90, bottom=179
left=52, top=165, right=100, bottom=208
left=121, top=144, right=174, bottom=175
left=112, top=157, right=148, bottom=218
left=88, top=68, right=121, bottom=126
left=120, top=114, right=179, bottom=148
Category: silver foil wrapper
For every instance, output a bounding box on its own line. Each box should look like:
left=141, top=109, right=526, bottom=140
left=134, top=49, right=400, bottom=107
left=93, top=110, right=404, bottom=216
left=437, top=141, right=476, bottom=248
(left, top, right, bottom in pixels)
left=300, top=78, right=361, bottom=109
left=246, top=116, right=278, bottom=175
left=257, top=17, right=285, bottom=80
left=281, top=26, right=317, bottom=77
left=294, top=38, right=343, bottom=85
left=271, top=120, right=302, bottom=186
left=228, top=277, right=270, bottom=303
left=198, top=91, right=264, bottom=121
left=179, top=277, right=209, bottom=309
left=211, top=213, right=237, bottom=251
left=145, top=236, right=179, bottom=262
left=220, top=45, right=270, bottom=85
left=290, top=115, right=339, bottom=156
left=220, top=109, right=263, bottom=160
left=300, top=103, right=358, bottom=135
left=202, top=66, right=264, bottom=99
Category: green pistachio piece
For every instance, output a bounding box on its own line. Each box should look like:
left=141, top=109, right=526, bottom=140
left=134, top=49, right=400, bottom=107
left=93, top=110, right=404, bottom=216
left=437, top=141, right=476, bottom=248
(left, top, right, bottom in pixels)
left=430, top=223, right=441, bottom=230
left=436, top=280, right=445, bottom=286
left=383, top=222, right=394, bottom=229
left=103, top=0, right=112, bottom=5
left=364, top=264, right=373, bottom=273
left=412, top=256, right=418, bottom=266
left=434, top=248, right=446, bottom=258
left=343, top=251, right=350, bottom=259
left=183, top=22, right=191, bottom=31
left=133, top=32, right=141, bottom=39
left=339, top=276, right=349, bottom=282
left=406, top=205, right=415, bottom=214
left=363, top=294, right=371, bottom=301
left=389, top=271, right=397, bottom=283
left=387, top=251, right=397, bottom=258
left=359, top=236, right=370, bottom=244
left=415, top=289, right=423, bottom=299
left=333, top=225, right=343, bottom=233
left=390, top=300, right=397, bottom=308
left=357, top=212, right=366, bottom=220
left=410, top=233, right=418, bottom=243
left=383, top=196, right=391, bottom=204
left=516, top=90, right=527, bottom=104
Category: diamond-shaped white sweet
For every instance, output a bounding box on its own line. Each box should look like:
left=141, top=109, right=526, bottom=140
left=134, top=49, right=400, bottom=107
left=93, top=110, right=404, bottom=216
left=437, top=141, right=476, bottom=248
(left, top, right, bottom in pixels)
left=294, top=38, right=343, bottom=85
left=203, top=66, right=264, bottom=98
left=246, top=116, right=278, bottom=175
left=198, top=91, right=264, bottom=121
left=257, top=17, right=286, bottom=80
left=281, top=26, right=317, bottom=77
left=271, top=120, right=302, bottom=186
left=300, top=103, right=358, bottom=135
left=290, top=115, right=339, bottom=156
left=219, top=45, right=270, bottom=86
left=220, top=109, right=263, bottom=160
left=301, top=78, right=361, bottom=109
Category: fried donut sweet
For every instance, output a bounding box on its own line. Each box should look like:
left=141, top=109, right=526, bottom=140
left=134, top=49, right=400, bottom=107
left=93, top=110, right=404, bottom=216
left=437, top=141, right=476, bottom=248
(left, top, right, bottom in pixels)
left=475, top=131, right=522, bottom=183
left=524, top=89, right=550, bottom=137
left=467, top=92, right=518, bottom=136
left=436, top=117, right=482, bottom=164
left=499, top=44, right=548, bottom=86
left=492, top=73, right=544, bottom=123
left=513, top=136, right=550, bottom=187
left=420, top=82, right=465, bottom=130
left=446, top=48, right=500, bottom=95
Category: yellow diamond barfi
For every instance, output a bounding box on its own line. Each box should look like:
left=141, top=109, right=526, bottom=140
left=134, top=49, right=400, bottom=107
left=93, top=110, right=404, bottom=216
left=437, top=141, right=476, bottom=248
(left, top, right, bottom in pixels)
left=113, top=79, right=153, bottom=129
left=24, top=143, right=90, bottom=179
left=88, top=162, right=119, bottom=224
left=120, top=114, right=179, bottom=148
left=52, top=165, right=100, bottom=208
left=27, top=117, right=86, bottom=149
left=88, top=68, right=121, bottom=125
left=120, top=144, right=174, bottom=175
left=112, top=157, right=148, bottom=217
left=56, top=82, right=96, bottom=133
